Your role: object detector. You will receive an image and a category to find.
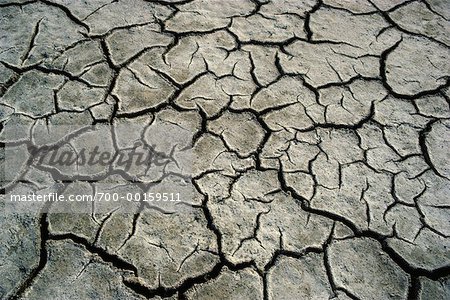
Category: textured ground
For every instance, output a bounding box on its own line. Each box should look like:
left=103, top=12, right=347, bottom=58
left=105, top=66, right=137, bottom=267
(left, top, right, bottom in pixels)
left=1, top=0, right=450, bottom=299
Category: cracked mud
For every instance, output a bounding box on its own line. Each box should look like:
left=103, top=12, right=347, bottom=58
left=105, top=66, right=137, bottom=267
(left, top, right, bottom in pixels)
left=0, top=0, right=449, bottom=299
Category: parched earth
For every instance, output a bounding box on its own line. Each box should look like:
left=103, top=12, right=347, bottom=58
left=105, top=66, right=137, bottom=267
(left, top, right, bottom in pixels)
left=0, top=0, right=449, bottom=299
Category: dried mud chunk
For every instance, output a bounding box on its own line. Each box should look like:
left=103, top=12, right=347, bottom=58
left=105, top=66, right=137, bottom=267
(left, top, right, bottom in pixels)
left=267, top=254, right=334, bottom=300
left=280, top=41, right=379, bottom=87
left=385, top=36, right=450, bottom=96
left=328, top=238, right=409, bottom=300
left=113, top=67, right=175, bottom=114
left=23, top=240, right=145, bottom=299
left=84, top=0, right=173, bottom=35
left=175, top=74, right=230, bottom=117
left=1, top=71, right=63, bottom=117
left=0, top=3, right=86, bottom=65
left=230, top=14, right=307, bottom=43
left=117, top=208, right=219, bottom=289
left=418, top=276, right=450, bottom=300
left=0, top=211, right=40, bottom=299
left=185, top=268, right=263, bottom=300
left=387, top=228, right=450, bottom=272
left=322, top=0, right=377, bottom=14
left=165, top=0, right=255, bottom=33
left=207, top=111, right=265, bottom=157
left=57, top=81, right=106, bottom=111
left=106, top=24, right=173, bottom=66
left=389, top=1, right=450, bottom=46
left=310, top=8, right=400, bottom=53
left=424, top=120, right=450, bottom=179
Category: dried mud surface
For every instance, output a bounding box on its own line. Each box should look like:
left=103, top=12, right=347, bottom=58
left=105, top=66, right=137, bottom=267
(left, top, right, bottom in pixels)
left=0, top=0, right=449, bottom=299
